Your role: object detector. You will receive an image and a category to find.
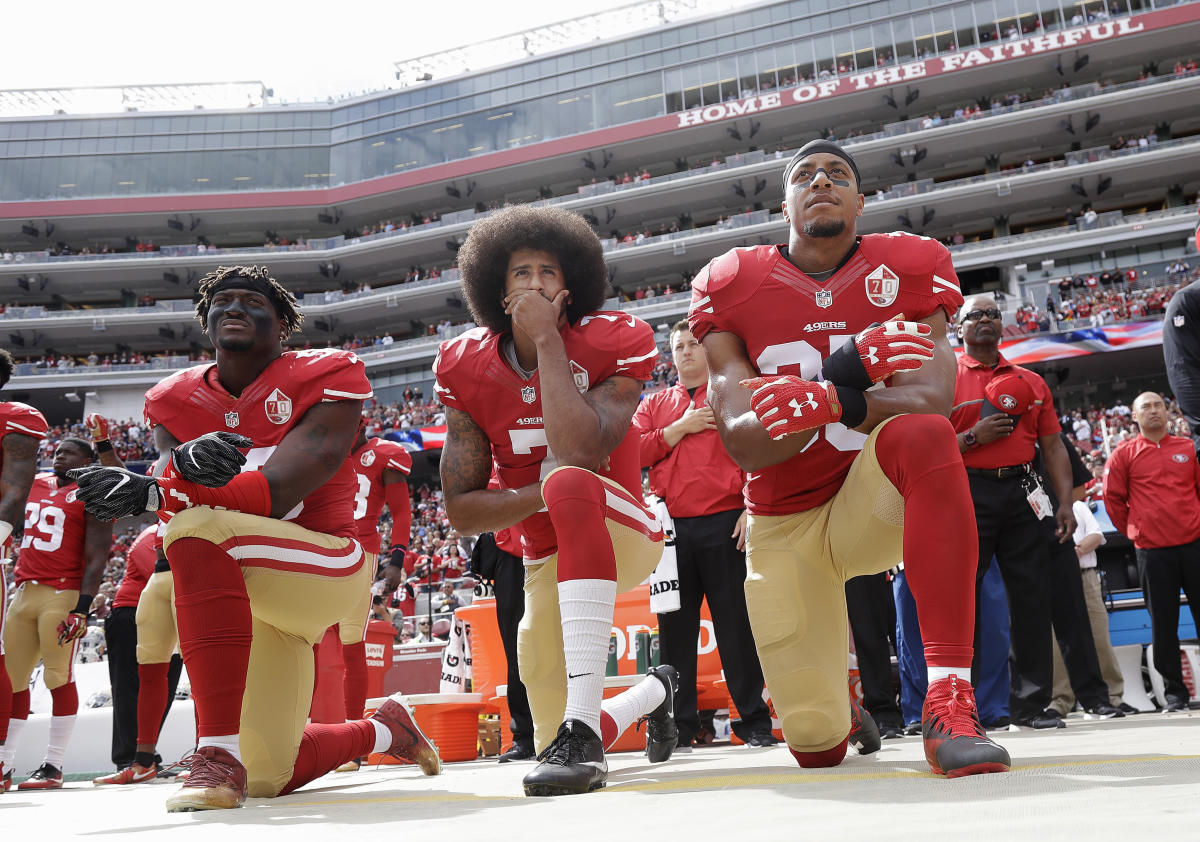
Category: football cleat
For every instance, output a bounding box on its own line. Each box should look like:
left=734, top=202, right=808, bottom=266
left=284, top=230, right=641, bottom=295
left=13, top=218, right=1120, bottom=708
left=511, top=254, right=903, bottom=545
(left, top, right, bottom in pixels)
left=334, top=756, right=365, bottom=773
left=849, top=697, right=881, bottom=755
left=94, top=762, right=159, bottom=786
left=17, top=763, right=63, bottom=790
left=921, top=674, right=1011, bottom=778
left=522, top=720, right=607, bottom=797
left=497, top=740, right=536, bottom=763
left=639, top=664, right=679, bottom=764
left=371, top=694, right=442, bottom=776
left=164, top=747, right=248, bottom=812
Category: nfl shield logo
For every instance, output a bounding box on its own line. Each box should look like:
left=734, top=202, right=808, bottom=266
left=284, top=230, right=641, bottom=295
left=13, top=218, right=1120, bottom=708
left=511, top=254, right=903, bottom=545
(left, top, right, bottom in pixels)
left=225, top=411, right=240, bottom=428
left=521, top=385, right=536, bottom=404
left=815, top=289, right=833, bottom=309
left=1175, top=315, right=1186, bottom=327
left=264, top=388, right=293, bottom=425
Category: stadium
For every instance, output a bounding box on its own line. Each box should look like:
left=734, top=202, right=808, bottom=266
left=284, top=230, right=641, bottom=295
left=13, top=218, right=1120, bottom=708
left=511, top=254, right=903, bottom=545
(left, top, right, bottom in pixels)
left=1, top=0, right=1199, bottom=836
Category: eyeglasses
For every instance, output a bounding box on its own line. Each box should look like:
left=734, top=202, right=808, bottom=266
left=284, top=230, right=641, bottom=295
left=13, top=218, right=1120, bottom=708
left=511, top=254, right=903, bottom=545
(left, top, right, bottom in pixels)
left=961, top=308, right=1002, bottom=322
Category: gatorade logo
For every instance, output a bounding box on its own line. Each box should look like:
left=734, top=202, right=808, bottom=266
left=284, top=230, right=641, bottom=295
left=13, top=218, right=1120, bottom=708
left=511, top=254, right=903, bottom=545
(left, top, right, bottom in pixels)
left=610, top=620, right=716, bottom=660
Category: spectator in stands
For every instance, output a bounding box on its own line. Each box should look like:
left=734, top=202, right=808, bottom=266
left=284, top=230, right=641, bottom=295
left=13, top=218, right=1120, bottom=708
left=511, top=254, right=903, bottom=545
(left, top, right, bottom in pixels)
left=430, top=581, right=462, bottom=615
left=406, top=617, right=436, bottom=645
left=1103, top=392, right=1200, bottom=712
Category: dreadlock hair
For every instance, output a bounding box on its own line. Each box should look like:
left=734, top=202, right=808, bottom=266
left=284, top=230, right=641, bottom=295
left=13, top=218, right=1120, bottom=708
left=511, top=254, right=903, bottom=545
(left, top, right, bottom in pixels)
left=0, top=348, right=14, bottom=389
left=457, top=205, right=609, bottom=334
left=59, top=436, right=97, bottom=462
left=194, top=265, right=304, bottom=337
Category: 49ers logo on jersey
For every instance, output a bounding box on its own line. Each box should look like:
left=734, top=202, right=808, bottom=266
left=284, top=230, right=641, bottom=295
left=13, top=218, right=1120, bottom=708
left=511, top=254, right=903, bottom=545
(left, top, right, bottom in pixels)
left=570, top=360, right=590, bottom=394
left=865, top=264, right=900, bottom=307
left=264, top=388, right=293, bottom=424
left=360, top=449, right=376, bottom=467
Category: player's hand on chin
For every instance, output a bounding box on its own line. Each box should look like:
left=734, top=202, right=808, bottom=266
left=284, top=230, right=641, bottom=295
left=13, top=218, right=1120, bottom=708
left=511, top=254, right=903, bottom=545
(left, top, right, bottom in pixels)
left=505, top=289, right=568, bottom=344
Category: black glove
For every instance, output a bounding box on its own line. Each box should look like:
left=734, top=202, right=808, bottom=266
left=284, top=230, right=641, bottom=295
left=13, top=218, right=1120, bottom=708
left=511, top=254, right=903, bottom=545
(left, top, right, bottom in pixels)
left=171, top=432, right=253, bottom=487
left=67, top=466, right=161, bottom=521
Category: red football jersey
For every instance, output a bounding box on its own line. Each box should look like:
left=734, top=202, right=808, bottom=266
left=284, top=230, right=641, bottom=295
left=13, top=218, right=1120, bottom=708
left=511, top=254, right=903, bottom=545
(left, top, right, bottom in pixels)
left=434, top=313, right=659, bottom=560
left=144, top=349, right=373, bottom=539
left=112, top=524, right=158, bottom=609
left=1, top=401, right=49, bottom=447
left=688, top=235, right=963, bottom=515
left=350, top=437, right=412, bottom=553
left=16, top=472, right=89, bottom=589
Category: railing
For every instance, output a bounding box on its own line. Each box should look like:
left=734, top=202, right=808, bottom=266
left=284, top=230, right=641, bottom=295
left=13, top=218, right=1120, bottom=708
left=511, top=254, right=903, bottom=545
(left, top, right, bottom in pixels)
left=3, top=70, right=1196, bottom=269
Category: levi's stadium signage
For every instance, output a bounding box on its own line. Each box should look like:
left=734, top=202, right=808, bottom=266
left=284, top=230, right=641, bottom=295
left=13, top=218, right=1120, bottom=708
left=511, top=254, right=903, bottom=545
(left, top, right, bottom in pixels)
left=675, top=16, right=1152, bottom=130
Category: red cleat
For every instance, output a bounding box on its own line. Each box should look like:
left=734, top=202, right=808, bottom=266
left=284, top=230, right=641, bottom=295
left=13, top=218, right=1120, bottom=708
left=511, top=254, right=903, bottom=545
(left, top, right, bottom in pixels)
left=94, top=761, right=159, bottom=786
left=371, top=694, right=442, bottom=776
left=922, top=675, right=1011, bottom=777
left=164, top=747, right=248, bottom=812
left=17, top=763, right=63, bottom=790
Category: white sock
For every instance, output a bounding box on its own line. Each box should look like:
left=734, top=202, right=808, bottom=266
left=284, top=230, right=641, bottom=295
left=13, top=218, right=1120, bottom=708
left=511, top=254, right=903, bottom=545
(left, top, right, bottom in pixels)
left=558, top=578, right=617, bottom=737
left=44, top=714, right=77, bottom=769
left=370, top=719, right=392, bottom=754
left=197, top=734, right=242, bottom=762
left=926, top=666, right=972, bottom=686
left=0, top=718, right=27, bottom=765
left=600, top=672, right=667, bottom=746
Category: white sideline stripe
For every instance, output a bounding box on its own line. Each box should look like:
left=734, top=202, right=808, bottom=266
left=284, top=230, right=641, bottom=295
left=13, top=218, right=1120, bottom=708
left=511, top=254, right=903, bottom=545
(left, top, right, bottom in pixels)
left=227, top=541, right=363, bottom=570
left=604, top=487, right=660, bottom=533
left=7, top=421, right=44, bottom=436
left=323, top=389, right=374, bottom=399
left=617, top=347, right=661, bottom=366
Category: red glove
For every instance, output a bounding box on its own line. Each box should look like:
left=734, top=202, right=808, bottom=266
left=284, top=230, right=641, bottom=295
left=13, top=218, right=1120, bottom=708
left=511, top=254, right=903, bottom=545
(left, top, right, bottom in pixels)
left=821, top=321, right=935, bottom=388
left=57, top=611, right=88, bottom=646
left=741, top=376, right=846, bottom=439
left=84, top=412, right=111, bottom=443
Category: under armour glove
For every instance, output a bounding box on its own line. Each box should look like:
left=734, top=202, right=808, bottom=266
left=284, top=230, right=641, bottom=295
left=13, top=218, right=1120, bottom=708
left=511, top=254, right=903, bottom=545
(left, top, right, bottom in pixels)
left=171, top=431, right=253, bottom=488
left=84, top=412, right=111, bottom=443
left=741, top=376, right=867, bottom=439
left=56, top=595, right=93, bottom=646
left=0, top=519, right=13, bottom=560
left=820, top=320, right=935, bottom=389
left=68, top=466, right=160, bottom=521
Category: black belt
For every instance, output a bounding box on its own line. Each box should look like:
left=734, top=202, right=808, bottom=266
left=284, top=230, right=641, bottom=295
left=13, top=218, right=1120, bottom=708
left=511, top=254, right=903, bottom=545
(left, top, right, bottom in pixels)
left=966, top=463, right=1031, bottom=479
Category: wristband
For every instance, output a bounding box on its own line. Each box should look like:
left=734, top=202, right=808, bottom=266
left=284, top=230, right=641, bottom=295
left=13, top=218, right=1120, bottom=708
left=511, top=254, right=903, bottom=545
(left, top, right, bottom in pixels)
left=833, top=385, right=868, bottom=429
left=73, top=594, right=94, bottom=615
left=96, top=440, right=114, bottom=454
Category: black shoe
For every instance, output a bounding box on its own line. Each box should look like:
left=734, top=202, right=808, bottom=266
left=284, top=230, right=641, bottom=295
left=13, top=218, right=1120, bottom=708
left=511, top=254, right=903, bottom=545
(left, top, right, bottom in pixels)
left=1084, top=703, right=1125, bottom=720
left=497, top=739, right=536, bottom=763
left=640, top=665, right=679, bottom=764
left=903, top=721, right=922, bottom=737
left=874, top=713, right=905, bottom=740
left=1163, top=696, right=1188, bottom=713
left=849, top=697, right=881, bottom=755
left=744, top=731, right=779, bottom=747
left=522, top=720, right=607, bottom=797
left=981, top=716, right=1011, bottom=731
left=1117, top=702, right=1140, bottom=715
left=1016, top=710, right=1066, bottom=729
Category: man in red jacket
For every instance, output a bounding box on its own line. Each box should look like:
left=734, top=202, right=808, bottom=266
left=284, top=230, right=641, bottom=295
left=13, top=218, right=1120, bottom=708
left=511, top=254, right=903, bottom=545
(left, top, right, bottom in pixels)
left=632, top=321, right=773, bottom=750
left=1103, top=391, right=1200, bottom=712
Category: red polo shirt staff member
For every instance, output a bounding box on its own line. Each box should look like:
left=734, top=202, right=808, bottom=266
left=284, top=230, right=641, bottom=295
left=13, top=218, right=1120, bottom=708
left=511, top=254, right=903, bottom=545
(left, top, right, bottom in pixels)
left=1104, top=391, right=1200, bottom=712
left=632, top=320, right=773, bottom=749
left=951, top=295, right=1077, bottom=729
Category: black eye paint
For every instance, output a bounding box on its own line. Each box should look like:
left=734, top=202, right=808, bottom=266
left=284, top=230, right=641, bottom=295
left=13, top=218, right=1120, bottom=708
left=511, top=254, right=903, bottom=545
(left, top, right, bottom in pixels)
left=809, top=167, right=851, bottom=188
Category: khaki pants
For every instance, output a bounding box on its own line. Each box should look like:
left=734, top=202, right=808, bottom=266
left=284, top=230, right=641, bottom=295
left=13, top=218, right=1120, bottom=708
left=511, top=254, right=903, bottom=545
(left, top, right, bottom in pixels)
left=3, top=582, right=80, bottom=690
left=335, top=552, right=376, bottom=645
left=519, top=468, right=663, bottom=753
left=136, top=570, right=178, bottom=664
left=164, top=507, right=370, bottom=797
left=1051, top=567, right=1124, bottom=712
left=744, top=419, right=906, bottom=753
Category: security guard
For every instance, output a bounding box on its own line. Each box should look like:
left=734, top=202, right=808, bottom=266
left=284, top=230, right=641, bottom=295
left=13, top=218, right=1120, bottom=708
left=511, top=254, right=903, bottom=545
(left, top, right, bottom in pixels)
left=951, top=295, right=1077, bottom=729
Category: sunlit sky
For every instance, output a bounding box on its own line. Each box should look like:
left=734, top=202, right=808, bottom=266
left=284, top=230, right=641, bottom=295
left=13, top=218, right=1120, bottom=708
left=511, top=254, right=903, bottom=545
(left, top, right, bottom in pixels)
left=2, top=0, right=760, bottom=103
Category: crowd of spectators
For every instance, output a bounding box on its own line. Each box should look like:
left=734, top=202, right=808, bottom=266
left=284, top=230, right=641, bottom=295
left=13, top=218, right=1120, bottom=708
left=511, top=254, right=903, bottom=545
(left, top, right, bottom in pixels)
left=1007, top=272, right=1197, bottom=336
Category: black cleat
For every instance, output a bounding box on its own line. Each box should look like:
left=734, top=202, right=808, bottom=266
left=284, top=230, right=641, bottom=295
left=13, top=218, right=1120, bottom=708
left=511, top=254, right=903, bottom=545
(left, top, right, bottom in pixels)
left=849, top=697, right=881, bottom=755
left=497, top=739, right=536, bottom=763
left=641, top=665, right=679, bottom=763
left=522, top=720, right=607, bottom=797
left=744, top=731, right=780, bottom=747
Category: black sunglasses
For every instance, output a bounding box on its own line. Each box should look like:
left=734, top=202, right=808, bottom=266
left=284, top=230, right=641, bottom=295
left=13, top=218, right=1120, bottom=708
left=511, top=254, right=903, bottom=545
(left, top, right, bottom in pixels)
left=961, top=308, right=1002, bottom=322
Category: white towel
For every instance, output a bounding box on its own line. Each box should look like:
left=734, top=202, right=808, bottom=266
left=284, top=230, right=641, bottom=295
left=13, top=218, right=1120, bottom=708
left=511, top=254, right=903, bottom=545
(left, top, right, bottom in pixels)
left=438, top=612, right=473, bottom=693
left=645, top=496, right=680, bottom=614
